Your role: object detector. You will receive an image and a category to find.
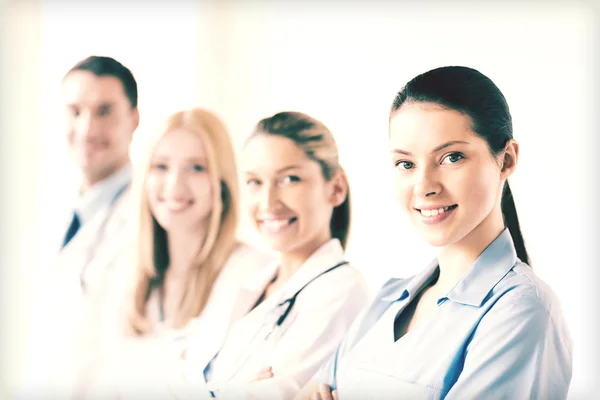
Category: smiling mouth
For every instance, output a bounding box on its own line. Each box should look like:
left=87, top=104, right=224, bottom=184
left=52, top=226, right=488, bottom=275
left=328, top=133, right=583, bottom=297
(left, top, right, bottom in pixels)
left=416, top=205, right=457, bottom=217
left=164, top=200, right=193, bottom=213
left=259, top=217, right=298, bottom=234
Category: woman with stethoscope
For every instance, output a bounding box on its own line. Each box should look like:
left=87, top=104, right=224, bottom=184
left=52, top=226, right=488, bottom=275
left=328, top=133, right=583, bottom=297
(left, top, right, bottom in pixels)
left=80, top=108, right=273, bottom=398
left=168, top=111, right=370, bottom=399
left=299, top=66, right=573, bottom=399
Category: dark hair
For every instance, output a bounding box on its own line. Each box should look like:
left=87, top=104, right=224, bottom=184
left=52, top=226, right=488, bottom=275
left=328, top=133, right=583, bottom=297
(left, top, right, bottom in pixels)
left=248, top=111, right=351, bottom=249
left=66, top=55, right=138, bottom=108
left=390, top=66, right=529, bottom=265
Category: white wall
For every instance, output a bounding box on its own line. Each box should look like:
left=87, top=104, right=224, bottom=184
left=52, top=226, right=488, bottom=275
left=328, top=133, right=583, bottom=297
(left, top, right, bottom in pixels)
left=1, top=1, right=43, bottom=396
left=3, top=0, right=596, bottom=397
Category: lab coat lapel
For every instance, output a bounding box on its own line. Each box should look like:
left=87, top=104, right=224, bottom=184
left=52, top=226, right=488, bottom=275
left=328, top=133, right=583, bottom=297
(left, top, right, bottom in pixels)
left=199, top=263, right=278, bottom=383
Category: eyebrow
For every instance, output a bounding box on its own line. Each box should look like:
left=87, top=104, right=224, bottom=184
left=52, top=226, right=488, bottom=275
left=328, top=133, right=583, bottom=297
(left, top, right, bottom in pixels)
left=185, top=157, right=207, bottom=163
left=67, top=101, right=116, bottom=109
left=150, top=156, right=207, bottom=163
left=245, top=165, right=302, bottom=175
left=391, top=140, right=470, bottom=156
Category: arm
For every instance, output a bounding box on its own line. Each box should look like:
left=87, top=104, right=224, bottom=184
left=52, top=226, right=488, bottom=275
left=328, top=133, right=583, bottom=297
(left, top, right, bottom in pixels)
left=293, top=348, right=340, bottom=400
left=445, top=292, right=573, bottom=400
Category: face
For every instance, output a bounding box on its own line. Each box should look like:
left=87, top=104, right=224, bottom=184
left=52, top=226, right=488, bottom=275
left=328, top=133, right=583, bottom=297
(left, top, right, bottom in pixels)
left=146, top=128, right=214, bottom=234
left=389, top=102, right=509, bottom=248
left=61, top=70, right=139, bottom=188
left=242, top=134, right=345, bottom=256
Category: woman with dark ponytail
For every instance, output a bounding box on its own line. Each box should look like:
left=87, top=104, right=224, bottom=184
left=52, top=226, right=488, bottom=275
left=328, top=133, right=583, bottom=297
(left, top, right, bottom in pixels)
left=301, top=67, right=572, bottom=399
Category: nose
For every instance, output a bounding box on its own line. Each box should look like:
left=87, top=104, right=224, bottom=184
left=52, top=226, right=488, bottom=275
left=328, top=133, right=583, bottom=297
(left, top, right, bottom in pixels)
left=73, top=111, right=99, bottom=140
left=413, top=165, right=442, bottom=198
left=258, top=182, right=281, bottom=211
left=164, top=168, right=187, bottom=197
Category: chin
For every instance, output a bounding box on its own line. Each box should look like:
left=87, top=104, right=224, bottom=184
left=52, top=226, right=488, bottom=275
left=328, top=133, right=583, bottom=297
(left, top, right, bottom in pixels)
left=261, top=238, right=293, bottom=254
left=417, top=227, right=454, bottom=248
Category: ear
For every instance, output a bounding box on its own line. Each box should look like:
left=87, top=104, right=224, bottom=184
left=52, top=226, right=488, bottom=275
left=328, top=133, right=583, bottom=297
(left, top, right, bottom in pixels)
left=329, top=169, right=349, bottom=207
left=500, top=139, right=519, bottom=180
left=131, top=107, right=140, bottom=132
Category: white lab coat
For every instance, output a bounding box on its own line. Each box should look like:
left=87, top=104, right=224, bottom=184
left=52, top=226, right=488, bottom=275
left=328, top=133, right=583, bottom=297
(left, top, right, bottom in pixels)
left=19, top=186, right=135, bottom=399
left=88, top=243, right=275, bottom=399
left=170, top=239, right=371, bottom=400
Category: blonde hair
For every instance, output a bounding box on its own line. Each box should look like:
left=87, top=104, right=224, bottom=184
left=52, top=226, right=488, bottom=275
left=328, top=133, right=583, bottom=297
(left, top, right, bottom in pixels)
left=248, top=111, right=351, bottom=248
left=128, top=108, right=239, bottom=335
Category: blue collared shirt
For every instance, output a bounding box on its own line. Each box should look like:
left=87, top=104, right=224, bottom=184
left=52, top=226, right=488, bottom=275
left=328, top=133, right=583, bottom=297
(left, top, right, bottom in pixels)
left=74, top=163, right=132, bottom=226
left=314, top=229, right=573, bottom=399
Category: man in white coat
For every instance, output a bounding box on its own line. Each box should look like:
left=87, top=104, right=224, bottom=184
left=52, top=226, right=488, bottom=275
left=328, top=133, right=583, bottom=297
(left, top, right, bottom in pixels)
left=20, top=55, right=140, bottom=399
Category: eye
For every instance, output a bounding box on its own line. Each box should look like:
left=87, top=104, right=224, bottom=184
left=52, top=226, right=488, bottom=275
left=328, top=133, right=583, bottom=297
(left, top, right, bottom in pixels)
left=69, top=106, right=80, bottom=117
left=394, top=160, right=415, bottom=170
left=192, top=164, right=205, bottom=172
left=246, top=178, right=261, bottom=187
left=98, top=105, right=111, bottom=117
left=281, top=175, right=301, bottom=185
left=441, top=152, right=465, bottom=165
left=151, top=163, right=168, bottom=171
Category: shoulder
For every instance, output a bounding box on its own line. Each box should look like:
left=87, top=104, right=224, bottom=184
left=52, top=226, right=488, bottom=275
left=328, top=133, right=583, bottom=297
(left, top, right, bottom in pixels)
left=491, top=261, right=566, bottom=320
left=299, top=262, right=372, bottom=310
left=216, top=243, right=275, bottom=284
left=483, top=261, right=572, bottom=351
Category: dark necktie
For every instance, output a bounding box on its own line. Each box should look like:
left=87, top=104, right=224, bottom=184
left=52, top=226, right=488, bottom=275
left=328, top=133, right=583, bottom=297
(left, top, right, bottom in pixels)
left=62, top=212, right=81, bottom=248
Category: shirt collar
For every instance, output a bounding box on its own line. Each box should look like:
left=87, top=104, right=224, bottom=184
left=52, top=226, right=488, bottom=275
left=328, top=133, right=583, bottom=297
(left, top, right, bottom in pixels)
left=380, top=228, right=517, bottom=308
left=74, top=163, right=132, bottom=225
left=444, top=228, right=517, bottom=307
left=241, top=238, right=346, bottom=300
left=381, top=258, right=439, bottom=302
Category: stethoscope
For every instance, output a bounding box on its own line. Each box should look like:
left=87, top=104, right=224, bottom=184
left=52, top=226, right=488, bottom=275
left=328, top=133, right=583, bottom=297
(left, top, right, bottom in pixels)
left=204, top=260, right=349, bottom=396
left=75, top=181, right=131, bottom=292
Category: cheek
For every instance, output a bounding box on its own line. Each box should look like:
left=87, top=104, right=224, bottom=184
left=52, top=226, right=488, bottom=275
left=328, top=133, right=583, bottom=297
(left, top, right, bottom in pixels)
left=110, top=123, right=131, bottom=146
left=245, top=191, right=259, bottom=215
left=392, top=174, right=413, bottom=209
left=299, top=185, right=332, bottom=222
left=145, top=176, right=160, bottom=197
left=191, top=175, right=214, bottom=203
left=457, top=166, right=499, bottom=211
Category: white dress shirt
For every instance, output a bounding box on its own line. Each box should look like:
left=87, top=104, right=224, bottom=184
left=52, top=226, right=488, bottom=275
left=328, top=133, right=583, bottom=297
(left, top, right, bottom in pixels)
left=19, top=164, right=135, bottom=400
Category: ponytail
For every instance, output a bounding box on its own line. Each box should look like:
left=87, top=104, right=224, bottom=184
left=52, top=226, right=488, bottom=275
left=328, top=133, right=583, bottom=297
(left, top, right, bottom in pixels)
left=501, top=182, right=529, bottom=265
left=330, top=188, right=351, bottom=250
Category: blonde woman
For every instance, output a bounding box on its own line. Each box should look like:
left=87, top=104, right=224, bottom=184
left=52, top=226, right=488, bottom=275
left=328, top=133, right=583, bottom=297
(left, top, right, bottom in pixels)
left=169, top=111, right=370, bottom=400
left=83, top=108, right=272, bottom=398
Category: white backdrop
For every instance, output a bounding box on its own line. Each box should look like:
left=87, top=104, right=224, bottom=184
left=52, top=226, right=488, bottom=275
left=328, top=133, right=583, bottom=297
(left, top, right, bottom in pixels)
left=2, top=1, right=597, bottom=397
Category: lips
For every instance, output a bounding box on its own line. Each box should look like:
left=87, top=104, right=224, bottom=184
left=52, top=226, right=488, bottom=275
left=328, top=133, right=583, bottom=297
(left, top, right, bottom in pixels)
left=416, top=205, right=457, bottom=217
left=163, top=199, right=193, bottom=213
left=415, top=204, right=457, bottom=225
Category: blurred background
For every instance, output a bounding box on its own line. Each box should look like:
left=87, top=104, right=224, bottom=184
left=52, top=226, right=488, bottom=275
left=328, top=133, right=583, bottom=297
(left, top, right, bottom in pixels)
left=1, top=0, right=598, bottom=398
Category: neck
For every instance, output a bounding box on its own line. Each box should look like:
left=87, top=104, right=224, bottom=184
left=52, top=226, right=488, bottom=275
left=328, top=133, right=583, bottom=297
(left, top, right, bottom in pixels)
left=165, top=226, right=207, bottom=281
left=80, top=158, right=130, bottom=194
left=436, top=207, right=505, bottom=291
left=277, top=234, right=331, bottom=284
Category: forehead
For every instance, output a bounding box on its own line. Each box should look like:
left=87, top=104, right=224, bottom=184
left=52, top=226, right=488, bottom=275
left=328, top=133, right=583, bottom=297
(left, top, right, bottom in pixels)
left=152, top=128, right=207, bottom=159
left=242, top=134, right=313, bottom=173
left=61, top=70, right=129, bottom=107
left=389, top=102, right=478, bottom=151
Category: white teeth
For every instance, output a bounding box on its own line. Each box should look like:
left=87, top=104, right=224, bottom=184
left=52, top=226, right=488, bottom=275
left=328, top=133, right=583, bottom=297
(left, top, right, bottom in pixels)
left=420, top=207, right=447, bottom=217
left=261, top=218, right=293, bottom=233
